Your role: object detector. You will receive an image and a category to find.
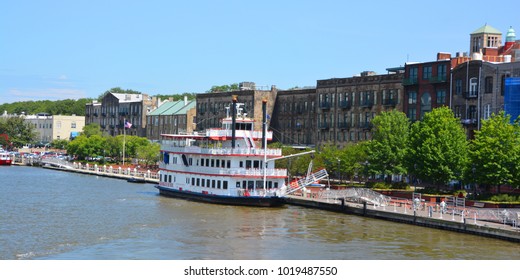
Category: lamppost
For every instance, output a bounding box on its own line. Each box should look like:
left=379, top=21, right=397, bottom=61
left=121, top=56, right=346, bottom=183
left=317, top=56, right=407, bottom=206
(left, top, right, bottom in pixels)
left=337, top=158, right=341, bottom=184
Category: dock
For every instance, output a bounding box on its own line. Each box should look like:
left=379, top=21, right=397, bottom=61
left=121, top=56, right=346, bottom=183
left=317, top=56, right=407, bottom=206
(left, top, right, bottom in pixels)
left=285, top=194, right=520, bottom=243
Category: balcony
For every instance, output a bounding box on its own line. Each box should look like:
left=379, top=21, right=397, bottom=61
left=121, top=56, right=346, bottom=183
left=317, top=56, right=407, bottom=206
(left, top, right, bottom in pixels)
left=358, top=122, right=373, bottom=130
left=339, top=100, right=351, bottom=109
left=461, top=119, right=477, bottom=126
left=429, top=76, right=447, bottom=83
left=360, top=100, right=374, bottom=108
left=319, top=123, right=329, bottom=130
left=403, top=77, right=418, bottom=85
left=463, top=91, right=478, bottom=99
left=320, top=102, right=331, bottom=110
left=382, top=98, right=397, bottom=106
left=338, top=122, right=349, bottom=130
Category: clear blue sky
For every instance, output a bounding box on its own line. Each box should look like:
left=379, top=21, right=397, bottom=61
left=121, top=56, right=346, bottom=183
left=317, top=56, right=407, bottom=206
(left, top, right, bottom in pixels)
left=1, top=0, right=517, bottom=104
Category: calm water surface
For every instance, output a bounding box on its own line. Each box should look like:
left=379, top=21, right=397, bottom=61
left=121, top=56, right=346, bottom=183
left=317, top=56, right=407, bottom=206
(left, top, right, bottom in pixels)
left=1, top=165, right=519, bottom=260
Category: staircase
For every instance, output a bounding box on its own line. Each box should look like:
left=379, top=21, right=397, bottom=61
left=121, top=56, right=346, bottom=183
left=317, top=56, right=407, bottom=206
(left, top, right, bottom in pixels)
left=284, top=167, right=329, bottom=195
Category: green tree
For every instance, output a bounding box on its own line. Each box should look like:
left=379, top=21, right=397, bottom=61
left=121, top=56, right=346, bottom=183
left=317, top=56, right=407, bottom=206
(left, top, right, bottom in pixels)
left=50, top=139, right=68, bottom=150
left=82, top=123, right=103, bottom=138
left=0, top=116, right=37, bottom=148
left=207, top=83, right=239, bottom=93
left=366, top=110, right=409, bottom=181
left=469, top=112, right=520, bottom=192
left=98, top=87, right=142, bottom=101
left=340, top=142, right=368, bottom=182
left=408, top=107, right=468, bottom=188
left=136, top=142, right=161, bottom=167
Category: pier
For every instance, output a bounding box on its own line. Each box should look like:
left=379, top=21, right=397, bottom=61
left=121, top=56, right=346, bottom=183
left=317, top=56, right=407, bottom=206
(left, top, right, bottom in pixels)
left=285, top=193, right=520, bottom=243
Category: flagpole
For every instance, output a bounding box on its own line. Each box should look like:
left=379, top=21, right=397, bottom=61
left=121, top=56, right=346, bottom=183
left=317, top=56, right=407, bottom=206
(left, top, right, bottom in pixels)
left=123, top=118, right=126, bottom=166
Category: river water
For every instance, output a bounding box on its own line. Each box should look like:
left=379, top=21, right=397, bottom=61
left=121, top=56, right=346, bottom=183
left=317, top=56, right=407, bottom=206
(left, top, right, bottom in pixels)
left=1, top=165, right=519, bottom=260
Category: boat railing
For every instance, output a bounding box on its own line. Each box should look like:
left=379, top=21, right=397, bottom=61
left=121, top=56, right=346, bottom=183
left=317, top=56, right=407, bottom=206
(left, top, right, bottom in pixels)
left=206, top=129, right=273, bottom=139
left=158, top=164, right=287, bottom=177
left=161, top=145, right=282, bottom=156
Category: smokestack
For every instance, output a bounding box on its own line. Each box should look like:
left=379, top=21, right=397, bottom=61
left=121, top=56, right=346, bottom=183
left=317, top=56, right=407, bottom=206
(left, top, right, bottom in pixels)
left=231, top=95, right=237, bottom=149
left=262, top=98, right=267, bottom=149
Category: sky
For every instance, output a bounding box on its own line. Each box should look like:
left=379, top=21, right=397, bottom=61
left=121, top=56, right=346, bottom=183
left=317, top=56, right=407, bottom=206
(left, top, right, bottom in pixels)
left=1, top=0, right=518, bottom=104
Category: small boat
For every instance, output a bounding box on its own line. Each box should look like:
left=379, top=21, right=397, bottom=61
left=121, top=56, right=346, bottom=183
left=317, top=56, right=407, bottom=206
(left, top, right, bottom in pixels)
left=0, top=151, right=12, bottom=166
left=127, top=177, right=147, bottom=183
left=155, top=98, right=328, bottom=207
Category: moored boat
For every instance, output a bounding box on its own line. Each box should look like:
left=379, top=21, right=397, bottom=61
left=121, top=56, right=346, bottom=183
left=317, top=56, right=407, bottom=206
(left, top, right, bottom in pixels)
left=155, top=97, right=328, bottom=207
left=0, top=151, right=12, bottom=166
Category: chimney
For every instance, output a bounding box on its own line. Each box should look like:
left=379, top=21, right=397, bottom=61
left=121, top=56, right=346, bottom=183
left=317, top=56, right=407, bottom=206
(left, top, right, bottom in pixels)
left=184, top=95, right=188, bottom=105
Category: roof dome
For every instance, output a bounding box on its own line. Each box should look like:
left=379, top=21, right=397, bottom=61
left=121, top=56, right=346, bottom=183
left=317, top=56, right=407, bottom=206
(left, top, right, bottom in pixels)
left=506, top=26, right=516, bottom=42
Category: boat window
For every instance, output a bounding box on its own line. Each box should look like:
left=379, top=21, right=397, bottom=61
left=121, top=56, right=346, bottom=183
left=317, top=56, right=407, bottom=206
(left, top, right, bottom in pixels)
left=246, top=160, right=251, bottom=168
left=202, top=179, right=205, bottom=187
left=216, top=160, right=220, bottom=168
left=223, top=181, right=228, bottom=190
left=169, top=175, right=172, bottom=183
left=274, top=182, right=278, bottom=189
left=227, top=160, right=231, bottom=168
left=242, top=181, right=246, bottom=189
left=253, top=161, right=259, bottom=168
left=217, top=181, right=221, bottom=189
left=189, top=158, right=193, bottom=166
left=196, top=178, right=200, bottom=186
left=201, top=158, right=204, bottom=167
left=191, top=178, right=195, bottom=186
left=212, top=180, right=216, bottom=188
left=247, top=181, right=254, bottom=190
left=211, top=159, right=214, bottom=167
left=268, top=181, right=272, bottom=189
left=239, top=161, right=243, bottom=168
left=207, top=179, right=210, bottom=188
left=236, top=182, right=240, bottom=188
left=206, top=159, right=209, bottom=166
left=163, top=153, right=169, bottom=164
left=256, top=181, right=263, bottom=189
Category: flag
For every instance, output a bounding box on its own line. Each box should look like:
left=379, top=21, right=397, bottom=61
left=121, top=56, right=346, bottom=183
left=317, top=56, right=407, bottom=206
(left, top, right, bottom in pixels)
left=124, top=121, right=132, bottom=129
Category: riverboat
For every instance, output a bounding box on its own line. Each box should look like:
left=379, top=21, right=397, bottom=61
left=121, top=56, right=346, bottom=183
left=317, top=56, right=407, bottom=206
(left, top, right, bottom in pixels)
left=0, top=151, right=12, bottom=166
left=155, top=98, right=328, bottom=207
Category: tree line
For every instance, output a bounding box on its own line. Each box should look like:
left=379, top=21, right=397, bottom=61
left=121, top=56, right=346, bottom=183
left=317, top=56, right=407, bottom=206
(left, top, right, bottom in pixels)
left=67, top=123, right=160, bottom=167
left=304, top=107, right=520, bottom=193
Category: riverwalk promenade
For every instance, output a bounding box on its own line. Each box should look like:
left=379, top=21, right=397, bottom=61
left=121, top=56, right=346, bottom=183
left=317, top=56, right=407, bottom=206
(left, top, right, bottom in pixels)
left=25, top=159, right=520, bottom=243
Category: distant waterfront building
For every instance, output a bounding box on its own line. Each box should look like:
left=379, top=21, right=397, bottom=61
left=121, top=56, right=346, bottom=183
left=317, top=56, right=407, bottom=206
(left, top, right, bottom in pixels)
left=270, top=87, right=317, bottom=146
left=451, top=60, right=520, bottom=138
left=195, top=84, right=278, bottom=132
left=146, top=96, right=196, bottom=141
left=85, top=92, right=158, bottom=137
left=403, top=53, right=452, bottom=122
left=24, top=114, right=85, bottom=143
left=315, top=69, right=404, bottom=146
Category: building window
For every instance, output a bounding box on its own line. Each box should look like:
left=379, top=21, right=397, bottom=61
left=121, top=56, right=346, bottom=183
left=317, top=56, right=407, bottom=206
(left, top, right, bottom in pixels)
left=469, top=77, right=478, bottom=97
left=454, top=106, right=461, bottom=118
left=408, top=108, right=417, bottom=121
left=409, top=67, right=418, bottom=82
left=423, top=66, right=432, bottom=80
left=485, top=76, right=493, bottom=93
left=71, top=122, right=76, bottom=128
left=437, top=64, right=446, bottom=79
left=455, top=79, right=462, bottom=95
left=483, top=104, right=491, bottom=120
left=408, top=91, right=417, bottom=104
left=436, top=90, right=446, bottom=105
left=468, top=105, right=477, bottom=120
left=420, top=93, right=432, bottom=118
